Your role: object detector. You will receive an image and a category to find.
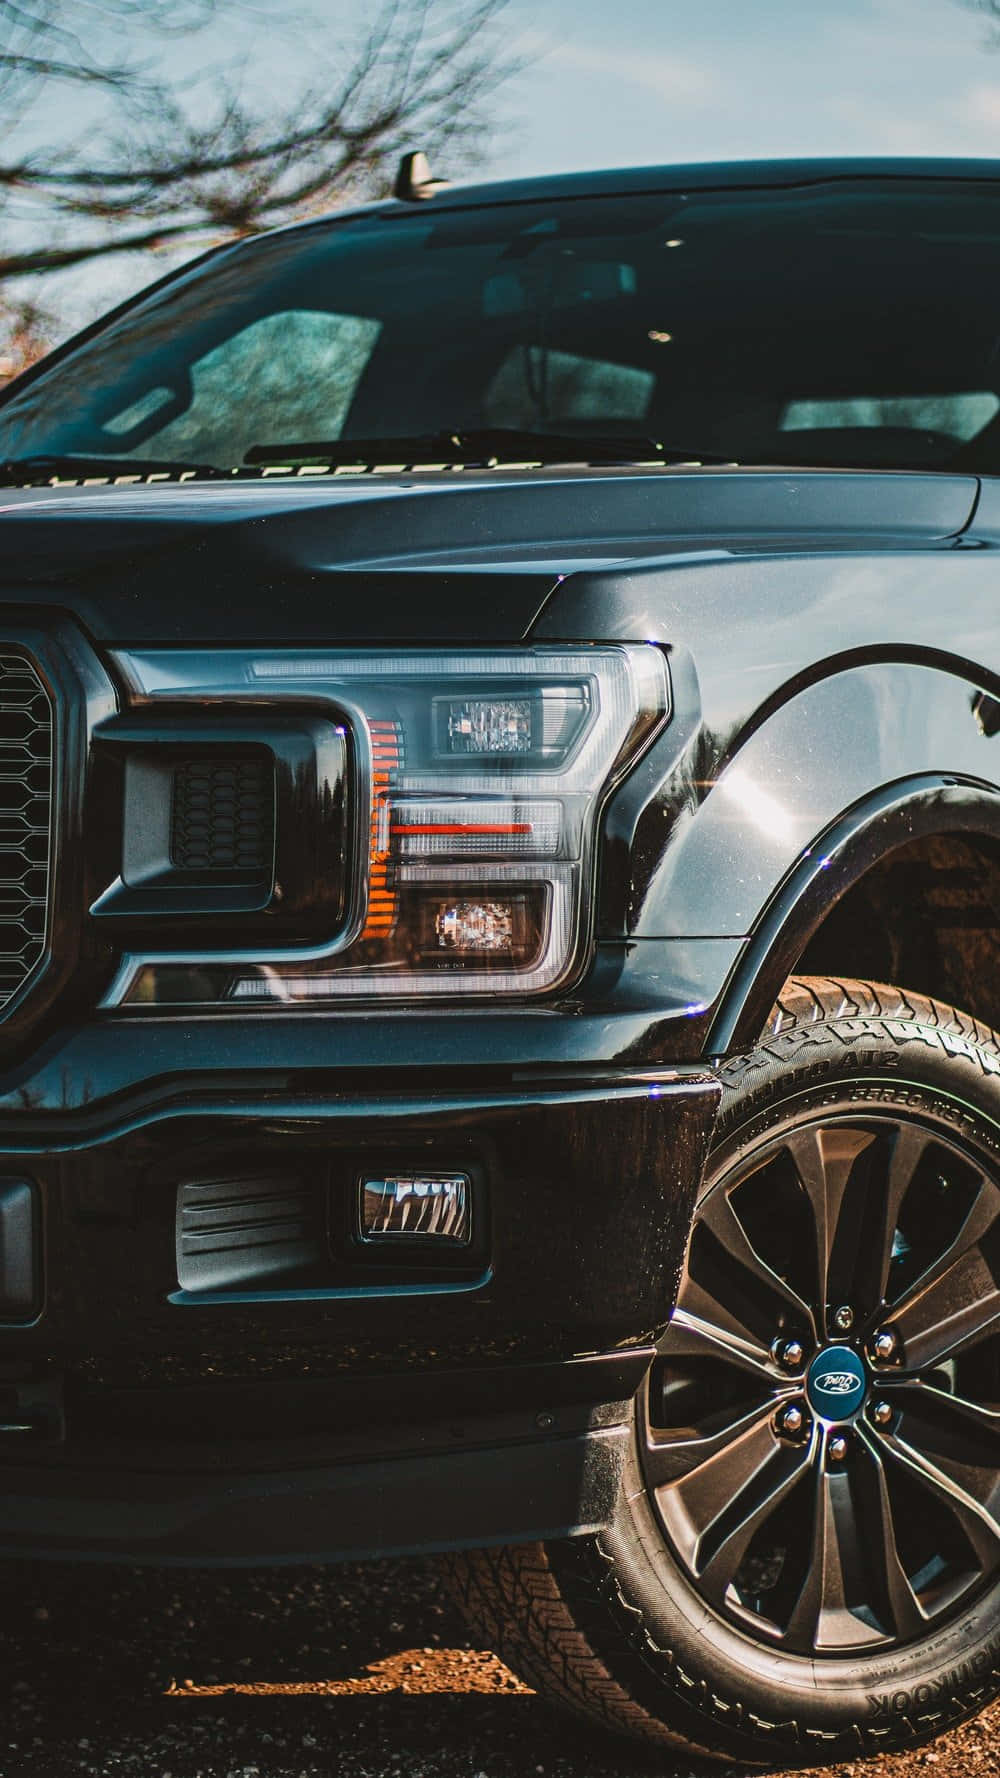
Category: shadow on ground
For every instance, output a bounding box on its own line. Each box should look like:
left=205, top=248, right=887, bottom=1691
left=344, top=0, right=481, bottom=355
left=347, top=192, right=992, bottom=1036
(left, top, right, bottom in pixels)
left=0, top=1556, right=648, bottom=1778
left=1, top=1556, right=999, bottom=1778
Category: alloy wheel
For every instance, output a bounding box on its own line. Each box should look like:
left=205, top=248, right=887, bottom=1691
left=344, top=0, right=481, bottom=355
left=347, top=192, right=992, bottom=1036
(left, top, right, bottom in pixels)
left=641, top=1113, right=1000, bottom=1655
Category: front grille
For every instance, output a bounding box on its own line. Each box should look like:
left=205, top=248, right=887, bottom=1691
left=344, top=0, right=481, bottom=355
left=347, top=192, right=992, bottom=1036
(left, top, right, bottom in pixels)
left=0, top=653, right=51, bottom=1010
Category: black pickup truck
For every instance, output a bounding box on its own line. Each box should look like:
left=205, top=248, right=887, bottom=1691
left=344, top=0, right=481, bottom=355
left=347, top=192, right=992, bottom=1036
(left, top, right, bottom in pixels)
left=3, top=155, right=1000, bottom=1767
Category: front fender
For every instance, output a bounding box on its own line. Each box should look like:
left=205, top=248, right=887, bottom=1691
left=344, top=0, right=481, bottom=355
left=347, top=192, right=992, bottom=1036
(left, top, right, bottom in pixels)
left=604, top=658, right=1000, bottom=1059
left=627, top=660, right=1000, bottom=941
left=705, top=774, right=1000, bottom=1053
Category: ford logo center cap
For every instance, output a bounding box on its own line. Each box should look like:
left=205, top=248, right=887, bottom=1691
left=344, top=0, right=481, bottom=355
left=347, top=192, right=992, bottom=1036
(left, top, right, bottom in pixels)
left=806, top=1346, right=867, bottom=1420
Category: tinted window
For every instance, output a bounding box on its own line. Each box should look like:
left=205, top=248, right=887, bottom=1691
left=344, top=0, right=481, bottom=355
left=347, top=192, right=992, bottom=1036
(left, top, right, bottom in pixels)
left=3, top=178, right=1000, bottom=472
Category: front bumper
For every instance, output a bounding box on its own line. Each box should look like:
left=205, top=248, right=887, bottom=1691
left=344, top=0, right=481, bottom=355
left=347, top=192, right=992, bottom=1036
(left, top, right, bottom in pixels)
left=0, top=1356, right=645, bottom=1566
left=0, top=1023, right=719, bottom=1563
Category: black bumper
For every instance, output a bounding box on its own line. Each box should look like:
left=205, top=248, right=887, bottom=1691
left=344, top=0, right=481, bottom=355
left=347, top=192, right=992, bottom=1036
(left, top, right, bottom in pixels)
left=0, top=1032, right=719, bottom=1562
left=0, top=1355, right=645, bottom=1566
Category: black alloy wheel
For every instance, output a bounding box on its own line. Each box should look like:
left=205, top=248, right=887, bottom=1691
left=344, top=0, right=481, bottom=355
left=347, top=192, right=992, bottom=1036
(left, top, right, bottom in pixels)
left=446, top=979, right=1000, bottom=1768
left=643, top=1111, right=1000, bottom=1656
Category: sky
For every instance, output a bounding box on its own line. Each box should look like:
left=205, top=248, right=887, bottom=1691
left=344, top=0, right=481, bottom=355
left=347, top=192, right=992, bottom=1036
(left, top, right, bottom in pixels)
left=23, top=0, right=1000, bottom=342
left=496, top=0, right=1000, bottom=174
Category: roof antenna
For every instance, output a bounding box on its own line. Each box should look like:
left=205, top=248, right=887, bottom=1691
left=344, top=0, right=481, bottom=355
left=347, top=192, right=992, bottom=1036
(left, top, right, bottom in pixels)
left=394, top=150, right=449, bottom=202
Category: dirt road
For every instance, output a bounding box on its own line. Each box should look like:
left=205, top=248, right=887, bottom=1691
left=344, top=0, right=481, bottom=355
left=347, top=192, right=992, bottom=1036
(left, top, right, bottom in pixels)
left=2, top=1554, right=1000, bottom=1777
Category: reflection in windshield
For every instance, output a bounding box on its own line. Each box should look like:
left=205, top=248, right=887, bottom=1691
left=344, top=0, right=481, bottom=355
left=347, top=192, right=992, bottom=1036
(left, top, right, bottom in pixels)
left=3, top=179, right=1000, bottom=474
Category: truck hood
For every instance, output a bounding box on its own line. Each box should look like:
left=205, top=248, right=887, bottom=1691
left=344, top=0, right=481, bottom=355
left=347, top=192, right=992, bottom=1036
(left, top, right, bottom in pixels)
left=0, top=466, right=978, bottom=644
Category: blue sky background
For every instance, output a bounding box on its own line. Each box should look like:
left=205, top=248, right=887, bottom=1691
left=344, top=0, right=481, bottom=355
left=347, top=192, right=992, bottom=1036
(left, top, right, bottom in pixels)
left=498, top=0, right=1000, bottom=173
left=26, top=0, right=1000, bottom=339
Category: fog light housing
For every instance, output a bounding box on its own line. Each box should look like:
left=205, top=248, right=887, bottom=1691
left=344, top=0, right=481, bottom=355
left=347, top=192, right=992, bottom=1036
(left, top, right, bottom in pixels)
left=359, top=1173, right=472, bottom=1244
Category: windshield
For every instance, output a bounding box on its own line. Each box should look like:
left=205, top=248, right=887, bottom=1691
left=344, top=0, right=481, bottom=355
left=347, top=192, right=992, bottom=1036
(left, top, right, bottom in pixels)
left=3, top=177, right=1000, bottom=474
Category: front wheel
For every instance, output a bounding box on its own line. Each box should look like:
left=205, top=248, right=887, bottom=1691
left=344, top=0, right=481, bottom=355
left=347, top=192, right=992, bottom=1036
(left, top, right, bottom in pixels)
left=447, top=978, right=1000, bottom=1766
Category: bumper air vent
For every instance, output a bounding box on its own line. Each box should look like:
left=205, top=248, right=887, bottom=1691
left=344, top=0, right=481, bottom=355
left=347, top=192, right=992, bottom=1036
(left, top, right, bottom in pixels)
left=0, top=653, right=51, bottom=1013
left=176, top=1173, right=325, bottom=1295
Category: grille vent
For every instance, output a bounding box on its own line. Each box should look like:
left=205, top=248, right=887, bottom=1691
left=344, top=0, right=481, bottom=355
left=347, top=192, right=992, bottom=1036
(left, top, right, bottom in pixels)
left=0, top=653, right=51, bottom=1011
left=170, top=756, right=274, bottom=874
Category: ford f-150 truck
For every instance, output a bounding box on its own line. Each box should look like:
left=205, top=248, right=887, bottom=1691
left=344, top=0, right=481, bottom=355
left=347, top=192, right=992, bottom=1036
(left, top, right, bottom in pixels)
left=2, top=155, right=1000, bottom=1767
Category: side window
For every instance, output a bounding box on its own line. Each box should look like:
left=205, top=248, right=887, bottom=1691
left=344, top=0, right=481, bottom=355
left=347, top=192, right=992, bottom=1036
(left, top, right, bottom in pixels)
left=781, top=392, right=1000, bottom=441
left=485, top=347, right=654, bottom=428
left=104, top=309, right=381, bottom=462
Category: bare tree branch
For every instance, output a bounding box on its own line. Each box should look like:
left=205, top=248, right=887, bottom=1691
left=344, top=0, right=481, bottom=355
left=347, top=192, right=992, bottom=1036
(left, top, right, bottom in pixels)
left=0, top=0, right=519, bottom=299
left=958, top=0, right=1000, bottom=42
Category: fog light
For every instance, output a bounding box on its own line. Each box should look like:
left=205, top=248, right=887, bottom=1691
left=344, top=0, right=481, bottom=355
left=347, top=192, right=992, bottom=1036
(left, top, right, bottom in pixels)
left=445, top=698, right=532, bottom=755
left=359, top=1173, right=471, bottom=1243
left=434, top=686, right=591, bottom=761
left=435, top=899, right=514, bottom=951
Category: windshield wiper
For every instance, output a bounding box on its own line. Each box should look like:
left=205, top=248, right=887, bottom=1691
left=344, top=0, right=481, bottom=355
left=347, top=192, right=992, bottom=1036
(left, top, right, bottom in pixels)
left=0, top=453, right=225, bottom=485
left=244, top=428, right=735, bottom=468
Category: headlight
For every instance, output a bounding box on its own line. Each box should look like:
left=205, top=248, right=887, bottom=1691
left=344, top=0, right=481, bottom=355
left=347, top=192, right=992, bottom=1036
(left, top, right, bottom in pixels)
left=107, top=644, right=669, bottom=1005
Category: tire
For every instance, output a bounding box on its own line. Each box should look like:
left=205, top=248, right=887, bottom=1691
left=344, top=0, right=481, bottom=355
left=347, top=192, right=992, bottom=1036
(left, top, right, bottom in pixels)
left=446, top=977, right=1000, bottom=1766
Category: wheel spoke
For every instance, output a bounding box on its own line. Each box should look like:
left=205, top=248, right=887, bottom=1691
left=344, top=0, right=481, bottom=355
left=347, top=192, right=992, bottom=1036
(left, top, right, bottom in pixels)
left=872, top=1123, right=933, bottom=1306
left=662, top=1413, right=812, bottom=1607
left=891, top=1378, right=1000, bottom=1454
left=855, top=1427, right=929, bottom=1642
left=784, top=1125, right=878, bottom=1315
left=659, top=1306, right=778, bottom=1385
left=783, top=1468, right=861, bottom=1650
left=784, top=1436, right=925, bottom=1650
left=877, top=1422, right=1000, bottom=1571
left=673, top=1271, right=779, bottom=1359
left=889, top=1179, right=1000, bottom=1368
left=643, top=1395, right=782, bottom=1490
left=695, top=1183, right=816, bottom=1335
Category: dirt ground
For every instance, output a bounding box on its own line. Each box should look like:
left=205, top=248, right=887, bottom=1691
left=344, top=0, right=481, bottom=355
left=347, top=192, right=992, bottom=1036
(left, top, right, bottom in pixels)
left=2, top=1554, right=1000, bottom=1778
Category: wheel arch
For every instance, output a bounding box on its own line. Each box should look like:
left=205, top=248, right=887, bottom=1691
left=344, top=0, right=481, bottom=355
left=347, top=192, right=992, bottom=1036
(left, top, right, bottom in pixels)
left=706, top=775, right=1000, bottom=1054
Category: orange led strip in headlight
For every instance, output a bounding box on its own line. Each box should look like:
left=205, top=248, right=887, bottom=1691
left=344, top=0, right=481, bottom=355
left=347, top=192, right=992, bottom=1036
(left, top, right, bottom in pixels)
left=362, top=719, right=402, bottom=938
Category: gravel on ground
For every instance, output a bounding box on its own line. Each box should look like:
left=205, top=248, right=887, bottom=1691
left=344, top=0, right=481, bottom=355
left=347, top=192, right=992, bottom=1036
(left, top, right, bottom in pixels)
left=2, top=1555, right=1000, bottom=1778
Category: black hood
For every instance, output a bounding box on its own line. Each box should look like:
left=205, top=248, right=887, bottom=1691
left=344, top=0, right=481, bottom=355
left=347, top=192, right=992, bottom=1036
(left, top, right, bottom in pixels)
left=0, top=466, right=978, bottom=645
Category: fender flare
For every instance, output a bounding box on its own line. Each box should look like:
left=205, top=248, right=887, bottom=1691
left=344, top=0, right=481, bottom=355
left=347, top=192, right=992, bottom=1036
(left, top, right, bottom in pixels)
left=705, top=773, right=1000, bottom=1055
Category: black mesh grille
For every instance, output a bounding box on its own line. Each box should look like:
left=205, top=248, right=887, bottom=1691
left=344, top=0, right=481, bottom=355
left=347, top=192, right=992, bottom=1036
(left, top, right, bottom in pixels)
left=0, top=653, right=51, bottom=1011
left=170, top=756, right=274, bottom=874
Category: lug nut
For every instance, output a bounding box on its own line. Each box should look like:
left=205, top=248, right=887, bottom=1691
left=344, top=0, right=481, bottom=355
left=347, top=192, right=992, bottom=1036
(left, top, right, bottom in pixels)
left=777, top=1339, right=805, bottom=1370
left=828, top=1434, right=849, bottom=1463
left=832, top=1305, right=854, bottom=1334
left=775, top=1402, right=807, bottom=1439
left=872, top=1328, right=898, bottom=1363
left=870, top=1400, right=893, bottom=1428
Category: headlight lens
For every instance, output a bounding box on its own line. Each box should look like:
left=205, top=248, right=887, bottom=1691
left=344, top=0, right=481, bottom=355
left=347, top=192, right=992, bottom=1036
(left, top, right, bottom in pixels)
left=108, top=644, right=669, bottom=1005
